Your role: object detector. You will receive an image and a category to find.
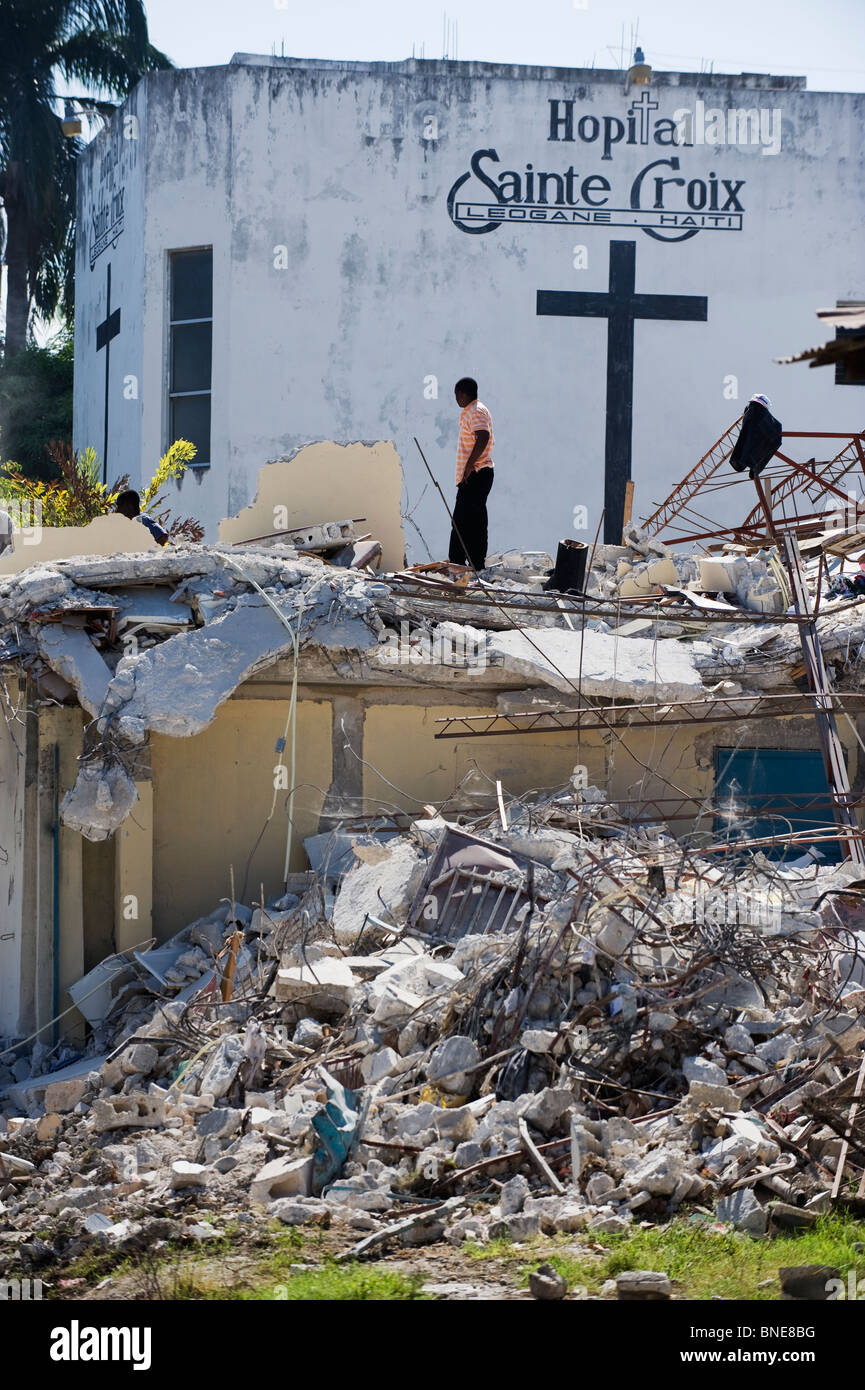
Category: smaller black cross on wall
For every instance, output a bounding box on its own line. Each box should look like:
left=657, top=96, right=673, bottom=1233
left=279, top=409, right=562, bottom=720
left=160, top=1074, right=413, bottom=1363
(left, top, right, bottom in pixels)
left=96, top=262, right=121, bottom=484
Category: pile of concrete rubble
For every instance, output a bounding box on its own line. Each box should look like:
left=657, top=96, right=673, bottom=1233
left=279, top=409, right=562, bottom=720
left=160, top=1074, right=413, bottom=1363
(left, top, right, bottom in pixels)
left=3, top=791, right=864, bottom=1275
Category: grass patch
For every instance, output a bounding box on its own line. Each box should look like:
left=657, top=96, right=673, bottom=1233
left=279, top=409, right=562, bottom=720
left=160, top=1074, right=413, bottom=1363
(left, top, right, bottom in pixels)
left=51, top=1247, right=133, bottom=1292
left=227, top=1261, right=432, bottom=1301
left=127, top=1224, right=314, bottom=1299
left=465, top=1235, right=541, bottom=1262
left=197, top=1222, right=307, bottom=1260
left=116, top=1223, right=430, bottom=1301
left=521, top=1213, right=865, bottom=1300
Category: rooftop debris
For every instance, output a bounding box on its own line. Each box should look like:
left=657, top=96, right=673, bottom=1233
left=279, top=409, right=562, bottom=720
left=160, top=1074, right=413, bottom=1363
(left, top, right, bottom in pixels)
left=2, top=500, right=865, bottom=845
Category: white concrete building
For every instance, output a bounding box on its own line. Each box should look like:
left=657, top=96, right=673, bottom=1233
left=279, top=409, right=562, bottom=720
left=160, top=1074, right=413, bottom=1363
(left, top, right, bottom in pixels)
left=72, top=55, right=865, bottom=549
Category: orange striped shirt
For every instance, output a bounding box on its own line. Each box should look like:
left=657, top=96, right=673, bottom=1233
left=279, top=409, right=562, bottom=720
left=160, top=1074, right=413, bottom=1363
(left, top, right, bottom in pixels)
left=456, top=400, right=494, bottom=484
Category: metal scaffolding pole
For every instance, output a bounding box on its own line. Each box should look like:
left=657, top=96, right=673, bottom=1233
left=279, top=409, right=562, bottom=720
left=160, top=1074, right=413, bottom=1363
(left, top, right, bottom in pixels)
left=781, top=530, right=865, bottom=869
left=432, top=691, right=865, bottom=739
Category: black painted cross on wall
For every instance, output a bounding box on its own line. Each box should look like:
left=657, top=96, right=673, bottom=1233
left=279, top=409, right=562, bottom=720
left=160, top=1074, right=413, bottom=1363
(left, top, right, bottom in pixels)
left=96, top=262, right=121, bottom=484
left=537, top=241, right=708, bottom=543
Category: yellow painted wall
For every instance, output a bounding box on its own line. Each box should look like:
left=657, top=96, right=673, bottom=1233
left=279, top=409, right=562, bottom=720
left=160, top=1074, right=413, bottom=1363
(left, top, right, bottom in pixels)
left=360, top=703, right=861, bottom=832
left=151, top=698, right=331, bottom=935
left=0, top=512, right=156, bottom=575
left=361, top=704, right=707, bottom=813
left=218, top=441, right=406, bottom=572
left=54, top=709, right=85, bottom=1028
left=115, top=781, right=153, bottom=953
left=361, top=703, right=609, bottom=812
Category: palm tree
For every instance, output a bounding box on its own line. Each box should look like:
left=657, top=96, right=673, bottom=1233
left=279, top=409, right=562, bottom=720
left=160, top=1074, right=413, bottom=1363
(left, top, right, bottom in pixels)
left=0, top=1, right=171, bottom=357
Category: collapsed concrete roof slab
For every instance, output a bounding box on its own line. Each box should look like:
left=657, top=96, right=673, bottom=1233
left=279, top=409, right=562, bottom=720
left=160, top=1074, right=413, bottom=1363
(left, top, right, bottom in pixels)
left=3, top=515, right=864, bottom=855
left=0, top=567, right=72, bottom=618
left=36, top=623, right=113, bottom=718
left=485, top=626, right=705, bottom=701
left=106, top=594, right=379, bottom=740
left=54, top=546, right=227, bottom=589
left=217, top=441, right=405, bottom=572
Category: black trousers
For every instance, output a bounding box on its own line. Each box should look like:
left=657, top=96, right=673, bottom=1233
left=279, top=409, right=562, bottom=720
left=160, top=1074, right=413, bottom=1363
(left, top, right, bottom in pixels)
left=448, top=466, right=494, bottom=570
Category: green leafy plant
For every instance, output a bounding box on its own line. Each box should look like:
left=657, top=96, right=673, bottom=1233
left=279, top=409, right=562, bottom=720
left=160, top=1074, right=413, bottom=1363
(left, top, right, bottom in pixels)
left=140, top=439, right=203, bottom=540
left=0, top=438, right=204, bottom=541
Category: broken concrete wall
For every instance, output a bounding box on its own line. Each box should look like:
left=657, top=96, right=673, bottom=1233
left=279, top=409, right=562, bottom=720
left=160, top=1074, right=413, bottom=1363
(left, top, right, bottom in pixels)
left=0, top=514, right=157, bottom=576
left=217, top=442, right=406, bottom=573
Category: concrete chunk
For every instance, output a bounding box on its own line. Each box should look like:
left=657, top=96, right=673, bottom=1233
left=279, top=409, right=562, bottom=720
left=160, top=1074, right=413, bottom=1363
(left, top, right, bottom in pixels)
left=427, top=1035, right=481, bottom=1095
left=529, top=1263, right=567, bottom=1300
left=60, top=760, right=138, bottom=842
left=251, top=1155, right=315, bottom=1205
left=197, top=1034, right=245, bottom=1100
left=717, top=1187, right=768, bottom=1236
left=686, top=1079, right=742, bottom=1111
left=92, top=1092, right=166, bottom=1132
left=36, top=623, right=112, bottom=717
left=616, top=1270, right=672, bottom=1300
left=275, top=956, right=358, bottom=1012
left=42, top=1078, right=87, bottom=1113
left=171, top=1160, right=208, bottom=1190
left=682, top=1055, right=727, bottom=1088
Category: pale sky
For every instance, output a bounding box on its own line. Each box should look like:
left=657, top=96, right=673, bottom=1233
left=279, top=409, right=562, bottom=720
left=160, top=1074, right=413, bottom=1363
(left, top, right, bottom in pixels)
left=142, top=0, right=865, bottom=93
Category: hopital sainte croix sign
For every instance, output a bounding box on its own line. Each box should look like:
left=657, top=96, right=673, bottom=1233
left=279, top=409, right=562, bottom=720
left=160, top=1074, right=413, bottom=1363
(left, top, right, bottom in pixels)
left=446, top=91, right=780, bottom=243
left=88, top=120, right=133, bottom=270
left=89, top=185, right=125, bottom=269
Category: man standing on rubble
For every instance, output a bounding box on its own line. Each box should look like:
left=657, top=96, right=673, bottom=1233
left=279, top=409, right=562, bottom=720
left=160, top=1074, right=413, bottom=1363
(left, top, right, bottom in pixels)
left=449, top=377, right=494, bottom=571
left=115, top=490, right=169, bottom=546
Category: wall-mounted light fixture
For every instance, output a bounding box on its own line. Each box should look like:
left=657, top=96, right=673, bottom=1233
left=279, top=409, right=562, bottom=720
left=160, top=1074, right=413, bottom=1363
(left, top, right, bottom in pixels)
left=61, top=100, right=112, bottom=137
left=625, top=46, right=652, bottom=94
left=61, top=102, right=83, bottom=137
